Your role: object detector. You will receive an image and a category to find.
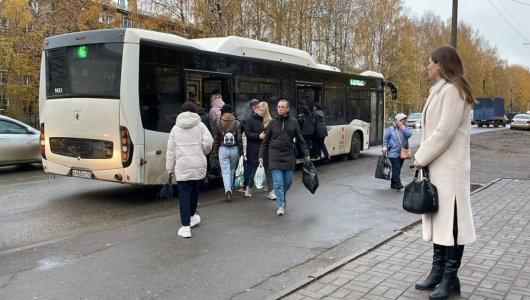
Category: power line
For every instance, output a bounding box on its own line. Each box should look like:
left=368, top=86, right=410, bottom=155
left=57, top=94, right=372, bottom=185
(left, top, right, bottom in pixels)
left=496, top=0, right=530, bottom=37
left=509, top=0, right=530, bottom=6
left=487, top=0, right=530, bottom=42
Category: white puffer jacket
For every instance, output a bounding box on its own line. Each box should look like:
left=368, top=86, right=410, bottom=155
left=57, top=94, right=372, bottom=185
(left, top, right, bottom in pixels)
left=166, top=112, right=213, bottom=181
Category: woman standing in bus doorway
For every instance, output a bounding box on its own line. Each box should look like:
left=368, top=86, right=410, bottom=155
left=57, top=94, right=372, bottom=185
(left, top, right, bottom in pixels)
left=413, top=45, right=476, bottom=300
left=382, top=113, right=412, bottom=190
left=208, top=93, right=225, bottom=129
left=213, top=104, right=243, bottom=202
left=311, top=103, right=331, bottom=162
left=259, top=101, right=276, bottom=200
left=166, top=102, right=214, bottom=238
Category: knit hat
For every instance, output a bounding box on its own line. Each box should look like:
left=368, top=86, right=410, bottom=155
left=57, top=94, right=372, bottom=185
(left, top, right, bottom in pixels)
left=248, top=99, right=260, bottom=108
left=395, top=113, right=407, bottom=121
left=220, top=104, right=233, bottom=113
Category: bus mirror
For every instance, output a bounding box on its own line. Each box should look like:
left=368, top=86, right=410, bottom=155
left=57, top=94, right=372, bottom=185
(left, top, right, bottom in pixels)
left=384, top=81, right=398, bottom=100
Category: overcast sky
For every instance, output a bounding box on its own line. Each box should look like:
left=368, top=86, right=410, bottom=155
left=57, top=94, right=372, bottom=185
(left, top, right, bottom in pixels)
left=403, top=0, right=530, bottom=68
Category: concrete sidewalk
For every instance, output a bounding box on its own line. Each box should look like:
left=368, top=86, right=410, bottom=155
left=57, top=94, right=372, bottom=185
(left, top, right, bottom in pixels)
left=277, top=178, right=530, bottom=299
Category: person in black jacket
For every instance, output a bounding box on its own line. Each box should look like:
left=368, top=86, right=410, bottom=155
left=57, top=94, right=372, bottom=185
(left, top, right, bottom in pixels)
left=311, top=103, right=330, bottom=162
left=242, top=99, right=264, bottom=198
left=259, top=98, right=310, bottom=215
left=297, top=98, right=315, bottom=157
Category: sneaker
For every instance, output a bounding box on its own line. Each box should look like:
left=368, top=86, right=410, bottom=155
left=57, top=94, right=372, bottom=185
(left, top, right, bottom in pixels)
left=190, top=214, right=201, bottom=228
left=244, top=187, right=252, bottom=198
left=178, top=226, right=191, bottom=238
left=268, top=191, right=277, bottom=200
left=276, top=206, right=285, bottom=215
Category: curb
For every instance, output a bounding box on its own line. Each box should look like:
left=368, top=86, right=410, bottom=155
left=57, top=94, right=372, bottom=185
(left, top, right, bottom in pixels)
left=270, top=179, right=502, bottom=299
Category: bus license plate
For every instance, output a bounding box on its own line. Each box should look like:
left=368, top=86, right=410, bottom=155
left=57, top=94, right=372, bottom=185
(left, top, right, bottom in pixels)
left=72, top=169, right=93, bottom=179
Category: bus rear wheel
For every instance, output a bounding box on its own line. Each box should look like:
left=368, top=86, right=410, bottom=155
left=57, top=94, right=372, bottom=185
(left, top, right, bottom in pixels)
left=348, top=132, right=361, bottom=160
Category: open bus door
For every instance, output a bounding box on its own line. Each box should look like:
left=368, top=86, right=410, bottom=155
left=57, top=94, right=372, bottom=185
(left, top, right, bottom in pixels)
left=185, top=70, right=232, bottom=179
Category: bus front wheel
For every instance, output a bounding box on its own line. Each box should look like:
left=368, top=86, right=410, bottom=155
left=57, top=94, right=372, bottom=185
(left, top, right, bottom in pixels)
left=348, top=132, right=361, bottom=160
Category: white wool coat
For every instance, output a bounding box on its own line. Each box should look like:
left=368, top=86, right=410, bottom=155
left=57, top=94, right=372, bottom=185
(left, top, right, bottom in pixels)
left=414, top=79, right=476, bottom=246
left=166, top=112, right=213, bottom=181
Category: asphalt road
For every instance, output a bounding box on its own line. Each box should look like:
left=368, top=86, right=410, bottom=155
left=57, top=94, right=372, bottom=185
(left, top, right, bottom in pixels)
left=0, top=126, right=527, bottom=299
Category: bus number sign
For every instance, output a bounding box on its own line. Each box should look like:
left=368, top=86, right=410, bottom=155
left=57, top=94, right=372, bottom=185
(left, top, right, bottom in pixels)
left=76, top=46, right=88, bottom=59
left=349, top=79, right=365, bottom=86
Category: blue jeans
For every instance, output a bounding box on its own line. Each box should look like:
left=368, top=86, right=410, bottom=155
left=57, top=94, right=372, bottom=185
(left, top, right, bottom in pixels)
left=177, top=180, right=200, bottom=226
left=219, top=146, right=239, bottom=192
left=243, top=163, right=256, bottom=189
left=271, top=169, right=294, bottom=208
left=389, top=157, right=404, bottom=187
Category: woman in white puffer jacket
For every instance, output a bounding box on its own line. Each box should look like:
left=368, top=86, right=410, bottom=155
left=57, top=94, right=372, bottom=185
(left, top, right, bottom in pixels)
left=166, top=102, right=214, bottom=238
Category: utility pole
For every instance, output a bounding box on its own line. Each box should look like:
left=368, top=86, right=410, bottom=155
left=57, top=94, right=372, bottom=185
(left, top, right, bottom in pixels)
left=451, top=0, right=458, bottom=48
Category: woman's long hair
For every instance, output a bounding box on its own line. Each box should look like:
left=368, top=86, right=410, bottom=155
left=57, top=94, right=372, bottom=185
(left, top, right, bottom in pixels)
left=259, top=102, right=272, bottom=127
left=431, top=46, right=475, bottom=104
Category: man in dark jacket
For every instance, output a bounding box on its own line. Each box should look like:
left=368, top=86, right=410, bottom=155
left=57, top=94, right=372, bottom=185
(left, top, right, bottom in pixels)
left=259, top=98, right=310, bottom=215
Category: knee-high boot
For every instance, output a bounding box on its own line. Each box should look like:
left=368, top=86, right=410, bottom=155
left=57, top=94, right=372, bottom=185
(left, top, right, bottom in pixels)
left=415, top=243, right=445, bottom=290
left=429, top=245, right=464, bottom=299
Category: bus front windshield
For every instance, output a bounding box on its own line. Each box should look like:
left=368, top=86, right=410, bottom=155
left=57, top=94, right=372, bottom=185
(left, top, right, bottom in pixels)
left=46, top=43, right=123, bottom=99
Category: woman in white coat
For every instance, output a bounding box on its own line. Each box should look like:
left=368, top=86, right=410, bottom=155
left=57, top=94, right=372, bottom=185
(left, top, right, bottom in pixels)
left=166, top=102, right=213, bottom=238
left=413, top=46, right=476, bottom=299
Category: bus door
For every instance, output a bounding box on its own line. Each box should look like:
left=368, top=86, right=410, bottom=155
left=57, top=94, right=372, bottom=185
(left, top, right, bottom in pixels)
left=185, top=70, right=232, bottom=115
left=296, top=82, right=322, bottom=116
left=369, top=90, right=385, bottom=146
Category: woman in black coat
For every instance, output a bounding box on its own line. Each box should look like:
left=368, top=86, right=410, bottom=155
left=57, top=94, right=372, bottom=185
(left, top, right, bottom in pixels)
left=243, top=110, right=264, bottom=197
left=312, top=104, right=330, bottom=162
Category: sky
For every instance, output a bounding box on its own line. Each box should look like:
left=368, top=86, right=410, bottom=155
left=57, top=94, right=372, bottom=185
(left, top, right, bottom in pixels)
left=403, top=0, right=530, bottom=68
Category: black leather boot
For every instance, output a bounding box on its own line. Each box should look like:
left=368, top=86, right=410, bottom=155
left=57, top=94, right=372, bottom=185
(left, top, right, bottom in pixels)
left=429, top=245, right=464, bottom=299
left=415, top=244, right=445, bottom=290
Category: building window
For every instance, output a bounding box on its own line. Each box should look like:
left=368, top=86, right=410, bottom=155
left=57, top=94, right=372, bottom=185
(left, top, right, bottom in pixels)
left=122, top=16, right=132, bottom=28
left=98, top=13, right=113, bottom=25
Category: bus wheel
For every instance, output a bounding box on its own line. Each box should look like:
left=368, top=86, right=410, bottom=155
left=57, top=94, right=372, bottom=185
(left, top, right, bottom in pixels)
left=348, top=132, right=361, bottom=160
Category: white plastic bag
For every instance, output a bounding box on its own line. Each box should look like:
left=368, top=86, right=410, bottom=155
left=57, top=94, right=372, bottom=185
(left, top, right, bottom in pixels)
left=234, top=155, right=245, bottom=189
left=254, top=163, right=266, bottom=189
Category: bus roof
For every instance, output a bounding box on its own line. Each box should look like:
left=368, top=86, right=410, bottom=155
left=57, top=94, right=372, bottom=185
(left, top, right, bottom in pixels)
left=192, top=36, right=340, bottom=72
left=44, top=28, right=346, bottom=73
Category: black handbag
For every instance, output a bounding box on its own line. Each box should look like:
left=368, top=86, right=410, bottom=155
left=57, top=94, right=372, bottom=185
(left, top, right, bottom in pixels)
left=375, top=155, right=391, bottom=180
left=156, top=175, right=174, bottom=200
left=302, top=159, right=319, bottom=194
left=403, top=167, right=438, bottom=214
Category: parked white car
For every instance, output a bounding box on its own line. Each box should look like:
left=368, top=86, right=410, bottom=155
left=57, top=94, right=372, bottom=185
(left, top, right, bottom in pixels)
left=510, top=114, right=530, bottom=130
left=406, top=113, right=422, bottom=128
left=0, top=115, right=41, bottom=166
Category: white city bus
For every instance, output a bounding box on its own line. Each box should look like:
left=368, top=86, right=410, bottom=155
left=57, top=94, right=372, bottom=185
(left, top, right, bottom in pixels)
left=39, top=28, right=397, bottom=185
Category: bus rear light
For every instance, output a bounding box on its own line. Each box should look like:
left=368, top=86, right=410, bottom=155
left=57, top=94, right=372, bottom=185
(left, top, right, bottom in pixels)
left=39, top=124, right=46, bottom=159
left=119, top=126, right=134, bottom=168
